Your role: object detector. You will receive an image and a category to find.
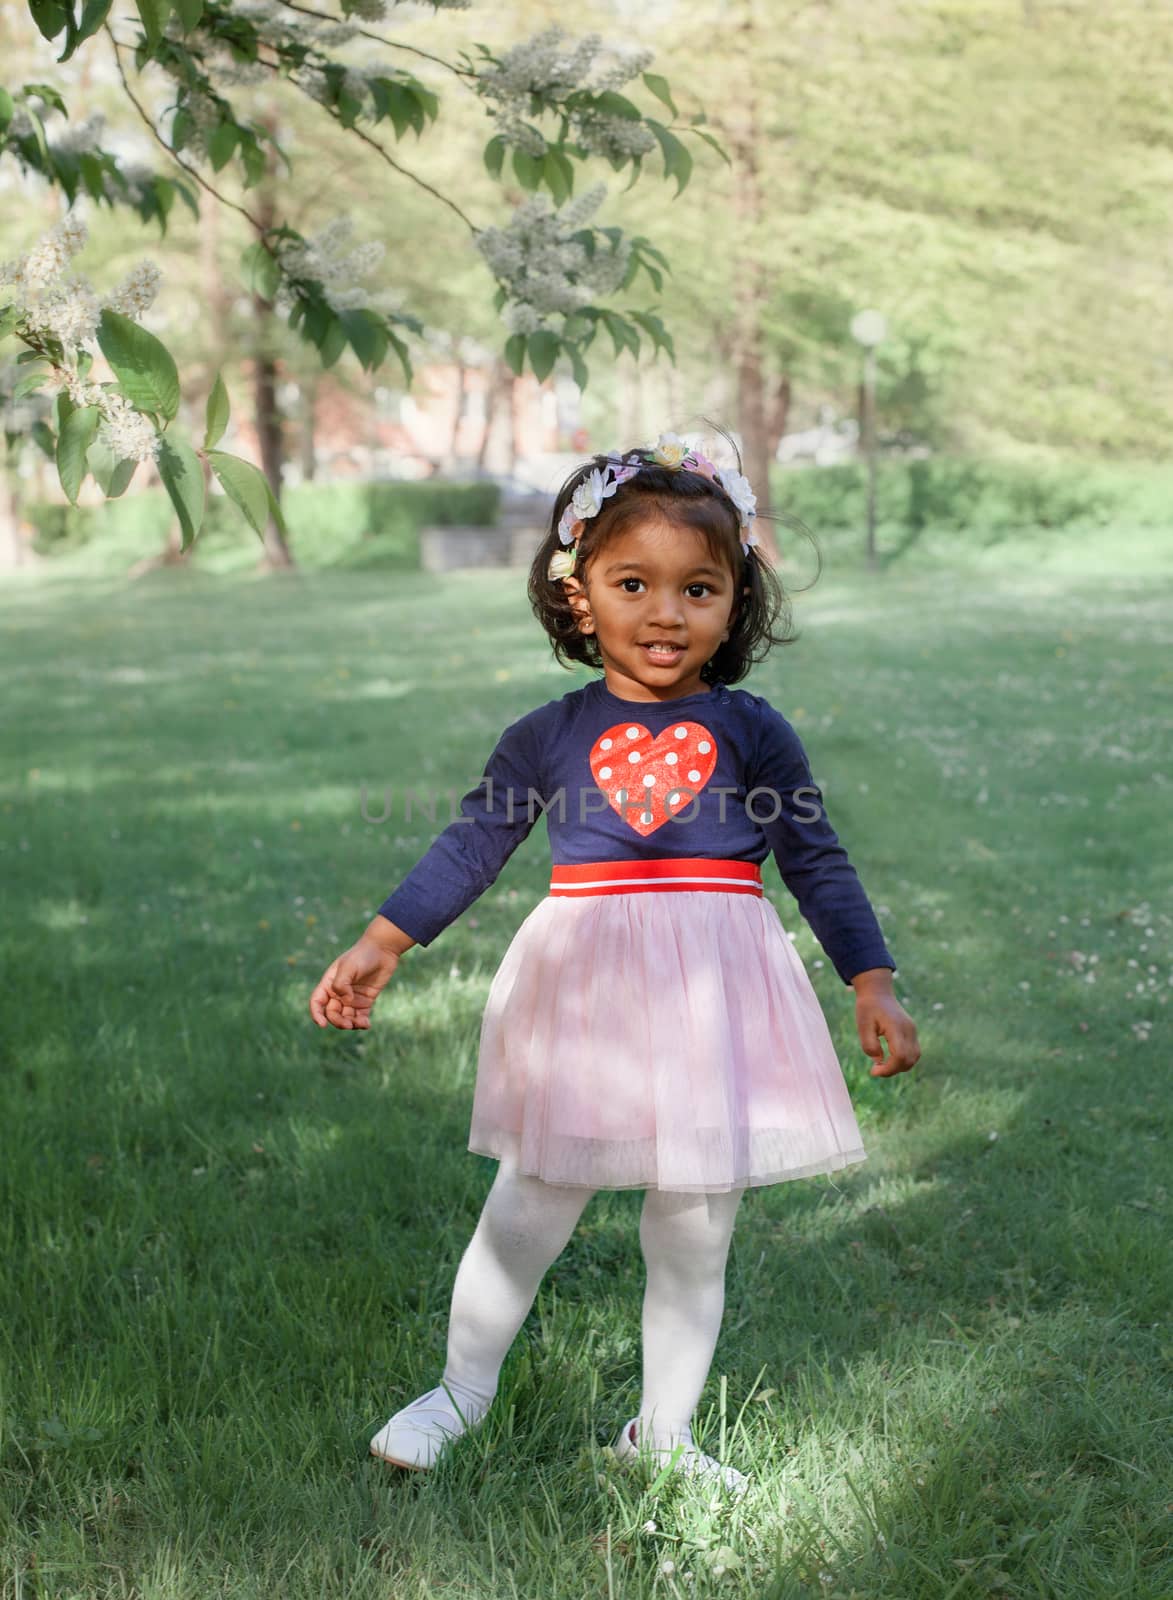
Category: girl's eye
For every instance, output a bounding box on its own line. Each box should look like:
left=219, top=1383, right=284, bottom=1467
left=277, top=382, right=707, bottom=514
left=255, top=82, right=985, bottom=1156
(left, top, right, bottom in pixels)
left=619, top=579, right=714, bottom=598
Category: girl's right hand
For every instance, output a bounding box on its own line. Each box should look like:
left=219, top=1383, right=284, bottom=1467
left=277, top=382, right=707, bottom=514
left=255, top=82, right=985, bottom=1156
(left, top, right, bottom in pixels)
left=309, top=936, right=400, bottom=1030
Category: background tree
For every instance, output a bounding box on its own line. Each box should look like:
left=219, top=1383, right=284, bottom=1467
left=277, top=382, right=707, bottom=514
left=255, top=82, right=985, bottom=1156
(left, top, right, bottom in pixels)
left=1, top=2, right=710, bottom=560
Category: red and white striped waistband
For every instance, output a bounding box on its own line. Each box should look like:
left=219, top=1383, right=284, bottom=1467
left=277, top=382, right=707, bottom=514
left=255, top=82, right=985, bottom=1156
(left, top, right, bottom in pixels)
left=549, top=858, right=763, bottom=897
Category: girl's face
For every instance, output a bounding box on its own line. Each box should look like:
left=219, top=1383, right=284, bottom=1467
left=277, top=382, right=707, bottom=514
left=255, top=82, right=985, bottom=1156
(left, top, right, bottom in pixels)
left=562, top=516, right=738, bottom=703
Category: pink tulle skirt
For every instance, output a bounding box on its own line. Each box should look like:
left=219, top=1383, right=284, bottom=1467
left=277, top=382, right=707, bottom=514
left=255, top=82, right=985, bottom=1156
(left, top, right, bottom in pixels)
left=469, top=858, right=868, bottom=1193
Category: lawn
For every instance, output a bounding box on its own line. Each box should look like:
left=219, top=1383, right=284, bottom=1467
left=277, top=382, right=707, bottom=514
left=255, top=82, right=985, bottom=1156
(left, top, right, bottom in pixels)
left=0, top=515, right=1169, bottom=1598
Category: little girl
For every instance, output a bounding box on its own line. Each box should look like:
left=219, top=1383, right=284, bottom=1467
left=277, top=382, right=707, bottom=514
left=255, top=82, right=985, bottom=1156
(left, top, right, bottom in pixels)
left=310, top=430, right=920, bottom=1494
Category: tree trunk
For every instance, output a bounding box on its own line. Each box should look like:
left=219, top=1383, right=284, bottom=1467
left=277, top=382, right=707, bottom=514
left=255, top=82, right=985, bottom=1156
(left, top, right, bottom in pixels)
left=477, top=358, right=505, bottom=471
left=728, top=0, right=779, bottom=561
left=449, top=356, right=467, bottom=463
left=300, top=375, right=318, bottom=483
left=252, top=114, right=293, bottom=571
left=0, top=445, right=43, bottom=573
left=508, top=374, right=522, bottom=475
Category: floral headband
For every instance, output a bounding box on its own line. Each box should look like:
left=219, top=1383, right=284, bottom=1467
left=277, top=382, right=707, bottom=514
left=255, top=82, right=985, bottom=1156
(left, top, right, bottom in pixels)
left=547, top=431, right=760, bottom=581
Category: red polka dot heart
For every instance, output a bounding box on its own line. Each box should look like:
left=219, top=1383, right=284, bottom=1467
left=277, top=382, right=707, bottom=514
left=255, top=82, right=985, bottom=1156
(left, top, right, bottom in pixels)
left=589, top=721, right=719, bottom=837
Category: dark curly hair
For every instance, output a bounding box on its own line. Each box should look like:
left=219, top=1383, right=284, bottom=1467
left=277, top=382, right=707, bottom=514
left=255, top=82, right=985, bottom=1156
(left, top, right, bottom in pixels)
left=526, top=423, right=821, bottom=687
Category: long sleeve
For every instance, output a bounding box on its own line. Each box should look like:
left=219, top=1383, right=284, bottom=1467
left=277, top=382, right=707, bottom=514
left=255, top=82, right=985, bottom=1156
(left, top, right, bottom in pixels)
left=751, top=700, right=897, bottom=986
left=375, top=711, right=545, bottom=947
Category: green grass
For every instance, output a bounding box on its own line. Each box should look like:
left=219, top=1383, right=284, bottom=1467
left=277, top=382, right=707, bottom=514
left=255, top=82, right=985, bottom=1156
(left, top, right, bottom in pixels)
left=1, top=516, right=1170, bottom=1598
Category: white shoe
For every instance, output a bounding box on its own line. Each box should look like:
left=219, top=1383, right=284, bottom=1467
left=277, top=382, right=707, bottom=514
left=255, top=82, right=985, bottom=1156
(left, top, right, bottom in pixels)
left=613, top=1416, right=750, bottom=1496
left=369, top=1381, right=492, bottom=1471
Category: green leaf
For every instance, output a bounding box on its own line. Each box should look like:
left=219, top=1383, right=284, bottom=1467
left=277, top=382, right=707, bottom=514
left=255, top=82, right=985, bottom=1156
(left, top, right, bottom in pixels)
left=13, top=369, right=50, bottom=402
left=56, top=405, right=101, bottom=505
left=172, top=177, right=200, bottom=221
left=598, top=310, right=640, bottom=360
left=262, top=476, right=287, bottom=539
left=239, top=136, right=267, bottom=189
left=157, top=435, right=206, bottom=551
left=64, top=0, right=113, bottom=59
left=135, top=0, right=172, bottom=51
left=208, top=121, right=239, bottom=172
left=0, top=303, right=18, bottom=341
left=384, top=327, right=412, bottom=384
left=29, top=1, right=69, bottom=44
left=30, top=420, right=56, bottom=461
left=413, top=82, right=439, bottom=123
left=152, top=176, right=175, bottom=224
left=503, top=333, right=526, bottom=377
left=0, top=88, right=13, bottom=133
left=592, top=90, right=642, bottom=121
left=628, top=310, right=676, bottom=362
left=511, top=148, right=544, bottom=191
left=622, top=153, right=644, bottom=193
left=648, top=121, right=693, bottom=197
left=108, top=457, right=138, bottom=498
left=566, top=342, right=589, bottom=391
left=52, top=389, right=75, bottom=431
left=79, top=152, right=107, bottom=201
left=338, top=308, right=389, bottom=372
left=86, top=431, right=137, bottom=497
left=240, top=241, right=281, bottom=302
left=527, top=330, right=560, bottom=383
left=204, top=371, right=229, bottom=449
left=208, top=450, right=273, bottom=541
left=171, top=106, right=193, bottom=152
left=483, top=134, right=505, bottom=179
left=690, top=127, right=732, bottom=166
left=22, top=81, right=67, bottom=116
left=543, top=148, right=574, bottom=205
left=382, top=83, right=416, bottom=139
left=641, top=73, right=678, bottom=118
left=319, top=314, right=348, bottom=368
left=97, top=308, right=180, bottom=421
left=173, top=0, right=203, bottom=31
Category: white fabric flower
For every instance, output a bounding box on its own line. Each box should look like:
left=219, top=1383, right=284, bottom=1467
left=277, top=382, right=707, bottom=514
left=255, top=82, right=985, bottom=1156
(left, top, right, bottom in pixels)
left=649, top=431, right=688, bottom=469
left=719, top=467, right=757, bottom=527
left=571, top=466, right=617, bottom=521
left=548, top=545, right=578, bottom=580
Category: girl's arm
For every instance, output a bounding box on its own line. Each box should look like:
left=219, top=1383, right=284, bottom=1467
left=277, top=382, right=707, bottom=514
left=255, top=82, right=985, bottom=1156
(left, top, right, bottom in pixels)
left=374, top=709, right=546, bottom=950
left=751, top=700, right=898, bottom=987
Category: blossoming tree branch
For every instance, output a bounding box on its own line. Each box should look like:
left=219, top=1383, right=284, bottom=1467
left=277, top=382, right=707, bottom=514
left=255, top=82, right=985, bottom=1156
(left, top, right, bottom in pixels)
left=2, top=1, right=722, bottom=549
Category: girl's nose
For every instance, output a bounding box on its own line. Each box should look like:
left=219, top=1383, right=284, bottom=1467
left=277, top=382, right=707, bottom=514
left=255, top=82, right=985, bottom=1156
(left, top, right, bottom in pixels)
left=644, top=589, right=686, bottom=624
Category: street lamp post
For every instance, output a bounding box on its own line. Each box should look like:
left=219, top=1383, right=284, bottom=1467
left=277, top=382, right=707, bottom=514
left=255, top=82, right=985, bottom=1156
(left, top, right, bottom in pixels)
left=850, top=309, right=887, bottom=574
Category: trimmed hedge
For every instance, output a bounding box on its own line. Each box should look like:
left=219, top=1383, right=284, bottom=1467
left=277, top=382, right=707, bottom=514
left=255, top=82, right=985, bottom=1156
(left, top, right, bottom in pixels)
left=27, top=478, right=501, bottom=570
left=771, top=457, right=1173, bottom=537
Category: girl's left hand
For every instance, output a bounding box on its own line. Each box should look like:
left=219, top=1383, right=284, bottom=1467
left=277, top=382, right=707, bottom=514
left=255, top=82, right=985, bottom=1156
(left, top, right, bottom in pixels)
left=856, top=990, right=921, bottom=1077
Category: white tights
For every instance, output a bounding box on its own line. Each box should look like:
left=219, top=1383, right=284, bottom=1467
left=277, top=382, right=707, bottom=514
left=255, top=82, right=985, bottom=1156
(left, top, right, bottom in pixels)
left=438, top=1136, right=746, bottom=1447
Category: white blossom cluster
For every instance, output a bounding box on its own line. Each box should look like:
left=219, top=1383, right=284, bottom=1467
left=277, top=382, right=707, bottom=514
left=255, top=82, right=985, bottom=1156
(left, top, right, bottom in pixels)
left=104, top=261, right=163, bottom=319
left=295, top=60, right=383, bottom=110
left=476, top=25, right=657, bottom=162
left=4, top=88, right=57, bottom=143
left=6, top=103, right=35, bottom=140
left=274, top=216, right=398, bottom=316
left=337, top=0, right=469, bottom=14
left=1, top=214, right=162, bottom=462
left=103, top=160, right=157, bottom=209
left=93, top=389, right=162, bottom=464
left=186, top=0, right=359, bottom=49
left=50, top=110, right=107, bottom=155
left=475, top=183, right=632, bottom=333
left=164, top=84, right=221, bottom=163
